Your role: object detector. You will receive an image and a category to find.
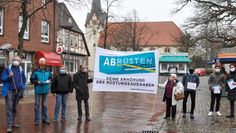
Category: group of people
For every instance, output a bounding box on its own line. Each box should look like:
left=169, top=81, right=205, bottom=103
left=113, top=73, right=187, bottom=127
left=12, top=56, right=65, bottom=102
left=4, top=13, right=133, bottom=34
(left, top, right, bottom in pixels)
left=1, top=56, right=93, bottom=133
left=159, top=64, right=236, bottom=120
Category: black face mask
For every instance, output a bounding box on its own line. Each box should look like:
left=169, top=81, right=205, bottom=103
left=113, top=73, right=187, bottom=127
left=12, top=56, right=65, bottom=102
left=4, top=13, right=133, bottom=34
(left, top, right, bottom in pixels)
left=189, top=69, right=194, bottom=74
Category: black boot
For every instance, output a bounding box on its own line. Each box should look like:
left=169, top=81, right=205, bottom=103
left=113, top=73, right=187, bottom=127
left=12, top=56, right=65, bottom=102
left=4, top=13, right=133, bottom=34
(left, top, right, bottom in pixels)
left=86, top=116, right=91, bottom=121
left=226, top=115, right=235, bottom=118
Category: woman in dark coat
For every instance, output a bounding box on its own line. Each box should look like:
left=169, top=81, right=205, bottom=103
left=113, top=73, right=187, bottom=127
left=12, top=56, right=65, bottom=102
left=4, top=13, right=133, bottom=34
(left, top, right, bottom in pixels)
left=226, top=64, right=236, bottom=118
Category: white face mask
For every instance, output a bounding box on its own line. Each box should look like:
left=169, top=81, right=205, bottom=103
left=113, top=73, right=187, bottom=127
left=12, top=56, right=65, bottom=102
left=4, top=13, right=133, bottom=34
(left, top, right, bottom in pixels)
left=12, top=61, right=20, bottom=66
left=215, top=69, right=221, bottom=73
left=230, top=67, right=235, bottom=72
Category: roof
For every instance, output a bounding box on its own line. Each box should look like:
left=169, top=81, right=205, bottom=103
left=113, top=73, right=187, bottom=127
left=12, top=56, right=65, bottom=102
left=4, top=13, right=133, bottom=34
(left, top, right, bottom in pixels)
left=56, top=3, right=83, bottom=33
left=98, top=21, right=184, bottom=47
left=159, top=55, right=191, bottom=63
left=85, top=0, right=107, bottom=27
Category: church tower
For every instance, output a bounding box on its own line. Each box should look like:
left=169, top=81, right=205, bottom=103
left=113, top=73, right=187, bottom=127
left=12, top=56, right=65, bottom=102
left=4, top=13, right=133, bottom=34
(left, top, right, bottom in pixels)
left=85, top=0, right=106, bottom=72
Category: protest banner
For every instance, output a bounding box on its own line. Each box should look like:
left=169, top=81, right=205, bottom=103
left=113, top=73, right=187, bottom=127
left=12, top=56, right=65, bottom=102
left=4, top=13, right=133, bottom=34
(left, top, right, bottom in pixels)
left=93, top=47, right=159, bottom=94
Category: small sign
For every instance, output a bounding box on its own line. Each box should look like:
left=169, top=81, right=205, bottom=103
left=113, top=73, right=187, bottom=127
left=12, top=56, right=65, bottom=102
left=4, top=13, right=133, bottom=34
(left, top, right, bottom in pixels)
left=56, top=47, right=63, bottom=54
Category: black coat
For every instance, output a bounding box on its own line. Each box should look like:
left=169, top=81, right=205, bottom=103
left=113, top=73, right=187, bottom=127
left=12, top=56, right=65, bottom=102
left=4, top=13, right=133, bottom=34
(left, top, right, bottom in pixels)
left=226, top=71, right=236, bottom=101
left=51, top=73, right=73, bottom=94
left=73, top=72, right=93, bottom=100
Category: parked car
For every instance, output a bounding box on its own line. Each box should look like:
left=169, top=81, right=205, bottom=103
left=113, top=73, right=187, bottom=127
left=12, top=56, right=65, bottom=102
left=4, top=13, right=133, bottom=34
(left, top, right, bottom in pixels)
left=194, top=68, right=206, bottom=76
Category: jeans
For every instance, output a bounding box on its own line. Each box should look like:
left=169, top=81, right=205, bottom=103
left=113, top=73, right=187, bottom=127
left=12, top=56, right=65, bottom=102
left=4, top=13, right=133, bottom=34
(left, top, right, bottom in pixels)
left=210, top=93, right=221, bottom=112
left=5, top=90, right=22, bottom=128
left=54, top=94, right=68, bottom=120
left=77, top=99, right=89, bottom=117
left=183, top=91, right=196, bottom=115
left=35, top=94, right=49, bottom=123
left=165, top=97, right=176, bottom=118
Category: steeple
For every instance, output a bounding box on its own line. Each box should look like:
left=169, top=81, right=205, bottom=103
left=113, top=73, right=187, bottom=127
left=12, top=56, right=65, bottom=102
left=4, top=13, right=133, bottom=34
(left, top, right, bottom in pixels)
left=91, top=0, right=102, bottom=13
left=85, top=0, right=106, bottom=27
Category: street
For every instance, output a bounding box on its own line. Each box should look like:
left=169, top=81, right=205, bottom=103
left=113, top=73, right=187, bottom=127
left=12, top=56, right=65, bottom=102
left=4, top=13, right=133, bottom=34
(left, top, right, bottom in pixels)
left=0, top=76, right=236, bottom=133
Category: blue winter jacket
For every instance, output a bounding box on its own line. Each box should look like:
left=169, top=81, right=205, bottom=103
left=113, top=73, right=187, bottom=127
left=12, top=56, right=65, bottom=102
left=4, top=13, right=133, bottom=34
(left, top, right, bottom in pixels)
left=1, top=65, right=26, bottom=97
left=30, top=68, right=52, bottom=94
left=182, top=73, right=200, bottom=91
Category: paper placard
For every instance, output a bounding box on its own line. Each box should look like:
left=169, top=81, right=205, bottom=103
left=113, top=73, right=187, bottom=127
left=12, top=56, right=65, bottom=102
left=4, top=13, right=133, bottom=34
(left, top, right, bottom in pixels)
left=213, top=85, right=221, bottom=94
left=227, top=79, right=236, bottom=90
left=187, top=82, right=197, bottom=90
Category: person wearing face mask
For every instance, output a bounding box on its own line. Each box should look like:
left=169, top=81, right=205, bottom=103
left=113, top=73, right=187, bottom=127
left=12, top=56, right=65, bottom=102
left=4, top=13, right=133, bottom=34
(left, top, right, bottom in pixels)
left=1, top=56, right=26, bottom=133
left=73, top=65, right=93, bottom=121
left=225, top=64, right=236, bottom=118
left=30, top=58, right=52, bottom=126
left=51, top=65, right=73, bottom=122
left=158, top=74, right=184, bottom=120
left=182, top=67, right=200, bottom=119
left=208, top=64, right=226, bottom=116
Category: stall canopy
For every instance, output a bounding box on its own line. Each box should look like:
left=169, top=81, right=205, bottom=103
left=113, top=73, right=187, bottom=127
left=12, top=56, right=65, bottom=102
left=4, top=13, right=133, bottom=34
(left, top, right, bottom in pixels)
left=37, top=51, right=62, bottom=66
left=218, top=53, right=236, bottom=63
left=159, top=55, right=191, bottom=63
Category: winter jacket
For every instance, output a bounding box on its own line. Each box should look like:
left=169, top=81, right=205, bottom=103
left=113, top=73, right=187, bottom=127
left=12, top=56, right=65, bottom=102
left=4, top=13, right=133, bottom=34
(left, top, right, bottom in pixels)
left=208, top=72, right=226, bottom=93
left=51, top=73, right=73, bottom=94
left=159, top=79, right=184, bottom=106
left=225, top=71, right=236, bottom=101
left=30, top=68, right=52, bottom=94
left=73, top=71, right=93, bottom=100
left=182, top=73, right=200, bottom=92
left=1, top=65, right=26, bottom=97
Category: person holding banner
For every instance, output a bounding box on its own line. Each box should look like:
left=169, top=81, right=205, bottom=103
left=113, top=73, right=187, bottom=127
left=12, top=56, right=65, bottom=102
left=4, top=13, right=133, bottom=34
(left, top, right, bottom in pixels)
left=159, top=74, right=184, bottom=120
left=73, top=65, right=93, bottom=121
left=208, top=65, right=225, bottom=116
left=225, top=64, right=236, bottom=118
left=182, top=67, right=200, bottom=119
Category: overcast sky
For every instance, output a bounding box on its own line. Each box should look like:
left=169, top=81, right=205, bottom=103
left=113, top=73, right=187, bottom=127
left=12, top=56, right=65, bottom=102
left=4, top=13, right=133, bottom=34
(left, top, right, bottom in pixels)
left=66, top=0, right=193, bottom=32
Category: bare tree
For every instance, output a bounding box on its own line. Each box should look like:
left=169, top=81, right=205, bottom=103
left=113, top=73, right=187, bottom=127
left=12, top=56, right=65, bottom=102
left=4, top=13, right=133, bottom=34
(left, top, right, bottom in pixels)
left=101, top=0, right=120, bottom=49
left=111, top=9, right=152, bottom=51
left=175, top=0, right=236, bottom=48
left=178, top=31, right=198, bottom=54
left=0, top=0, right=85, bottom=56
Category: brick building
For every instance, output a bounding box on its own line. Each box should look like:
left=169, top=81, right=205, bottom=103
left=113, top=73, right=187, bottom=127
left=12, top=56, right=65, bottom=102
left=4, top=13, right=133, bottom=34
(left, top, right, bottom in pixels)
left=0, top=1, right=56, bottom=82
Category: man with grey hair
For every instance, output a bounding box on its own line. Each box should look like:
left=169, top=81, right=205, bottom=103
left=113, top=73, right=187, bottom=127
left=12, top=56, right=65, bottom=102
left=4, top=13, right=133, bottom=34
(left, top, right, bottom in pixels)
left=1, top=56, right=26, bottom=132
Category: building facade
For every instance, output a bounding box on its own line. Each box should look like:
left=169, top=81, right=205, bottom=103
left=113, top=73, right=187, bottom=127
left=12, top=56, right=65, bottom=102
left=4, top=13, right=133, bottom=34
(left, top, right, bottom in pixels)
left=0, top=1, right=56, bottom=82
left=56, top=3, right=89, bottom=74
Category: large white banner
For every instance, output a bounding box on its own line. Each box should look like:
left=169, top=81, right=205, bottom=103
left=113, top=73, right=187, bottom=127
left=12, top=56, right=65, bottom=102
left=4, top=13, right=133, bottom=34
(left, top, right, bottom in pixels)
left=93, top=48, right=159, bottom=94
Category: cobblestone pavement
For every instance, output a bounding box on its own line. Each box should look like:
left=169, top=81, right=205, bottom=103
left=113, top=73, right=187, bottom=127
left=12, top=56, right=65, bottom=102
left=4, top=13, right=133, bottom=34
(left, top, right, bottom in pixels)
left=155, top=76, right=236, bottom=133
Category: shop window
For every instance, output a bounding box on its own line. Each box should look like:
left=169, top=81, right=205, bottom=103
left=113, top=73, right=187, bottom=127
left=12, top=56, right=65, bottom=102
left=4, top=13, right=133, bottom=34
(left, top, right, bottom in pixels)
left=178, top=63, right=185, bottom=71
left=161, top=63, right=168, bottom=71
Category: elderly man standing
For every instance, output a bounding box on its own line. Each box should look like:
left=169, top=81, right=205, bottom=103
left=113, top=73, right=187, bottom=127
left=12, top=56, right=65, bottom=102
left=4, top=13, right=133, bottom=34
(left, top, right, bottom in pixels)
left=30, top=58, right=52, bottom=126
left=2, top=56, right=26, bottom=133
left=73, top=65, right=93, bottom=121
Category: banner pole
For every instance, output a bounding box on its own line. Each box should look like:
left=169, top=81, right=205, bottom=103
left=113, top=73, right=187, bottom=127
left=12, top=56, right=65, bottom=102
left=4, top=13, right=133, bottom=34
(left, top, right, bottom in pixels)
left=149, top=91, right=158, bottom=122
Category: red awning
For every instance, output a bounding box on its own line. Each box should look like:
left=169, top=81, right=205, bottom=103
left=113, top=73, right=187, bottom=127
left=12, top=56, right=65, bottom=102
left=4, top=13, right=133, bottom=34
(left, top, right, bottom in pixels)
left=36, top=51, right=62, bottom=66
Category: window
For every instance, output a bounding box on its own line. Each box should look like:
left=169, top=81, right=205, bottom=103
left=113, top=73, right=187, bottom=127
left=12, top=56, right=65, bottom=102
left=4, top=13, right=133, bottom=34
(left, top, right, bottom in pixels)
left=41, top=20, right=49, bottom=43
left=161, top=63, right=168, bottom=71
left=164, top=47, right=171, bottom=53
left=19, top=15, right=29, bottom=40
left=0, top=8, right=3, bottom=35
left=42, top=0, right=46, bottom=7
left=178, top=63, right=185, bottom=71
